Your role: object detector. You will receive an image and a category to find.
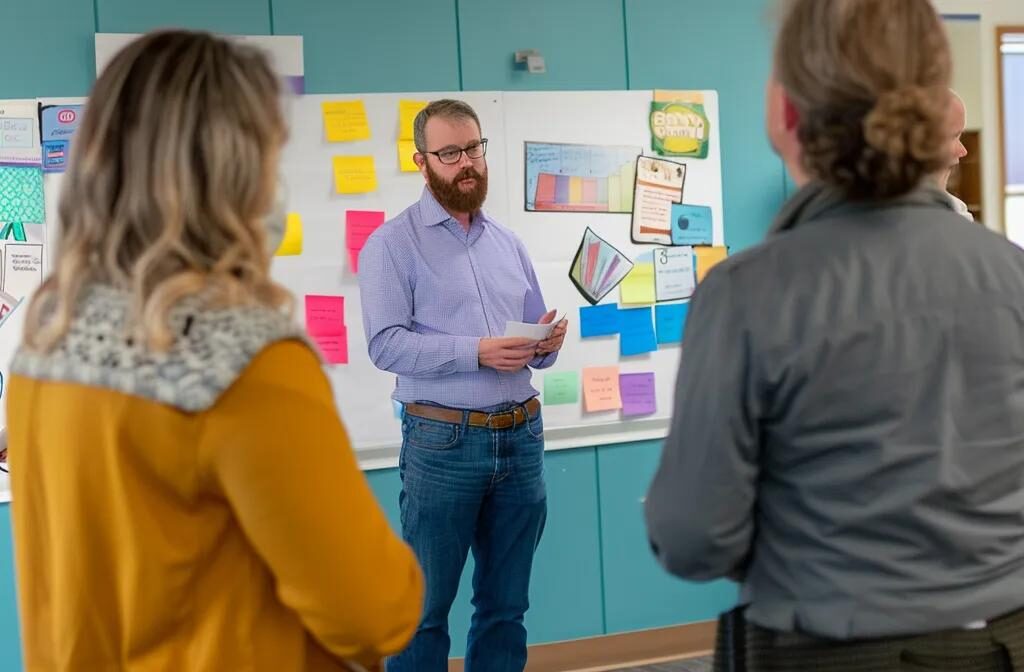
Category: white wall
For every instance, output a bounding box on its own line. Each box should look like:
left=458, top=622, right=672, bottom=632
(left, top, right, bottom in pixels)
left=946, top=18, right=983, bottom=130
left=933, top=0, right=1024, bottom=234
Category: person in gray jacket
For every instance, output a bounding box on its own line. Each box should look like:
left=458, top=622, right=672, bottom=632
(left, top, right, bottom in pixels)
left=645, top=0, right=1024, bottom=670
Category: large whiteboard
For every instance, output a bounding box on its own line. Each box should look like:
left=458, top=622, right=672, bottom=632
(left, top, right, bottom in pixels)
left=274, top=90, right=723, bottom=467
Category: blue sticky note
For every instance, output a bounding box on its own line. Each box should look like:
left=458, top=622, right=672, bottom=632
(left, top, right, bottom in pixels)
left=579, top=303, right=620, bottom=337
left=619, top=307, right=658, bottom=356
left=655, top=302, right=689, bottom=344
left=671, top=203, right=713, bottom=246
left=40, top=105, right=84, bottom=174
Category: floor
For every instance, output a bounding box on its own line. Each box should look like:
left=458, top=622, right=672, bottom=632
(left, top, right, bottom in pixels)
left=615, top=656, right=713, bottom=671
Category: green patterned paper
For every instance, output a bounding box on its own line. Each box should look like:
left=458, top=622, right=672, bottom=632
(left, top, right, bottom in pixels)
left=0, top=166, right=45, bottom=223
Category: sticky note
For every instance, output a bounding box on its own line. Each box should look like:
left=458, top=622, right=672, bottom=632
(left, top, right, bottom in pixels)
left=346, top=210, right=386, bottom=250
left=398, top=140, right=419, bottom=172
left=670, top=203, right=713, bottom=246
left=653, top=246, right=696, bottom=302
left=314, top=331, right=349, bottom=365
left=618, top=307, right=658, bottom=356
left=620, top=372, right=656, bottom=417
left=322, top=101, right=371, bottom=142
left=305, top=294, right=345, bottom=337
left=655, top=303, right=689, bottom=344
left=695, top=246, right=728, bottom=283
left=620, top=262, right=656, bottom=305
left=333, top=155, right=377, bottom=194
left=579, top=303, right=620, bottom=338
left=544, top=371, right=580, bottom=405
left=582, top=366, right=623, bottom=412
left=399, top=100, right=428, bottom=141
left=275, top=212, right=303, bottom=256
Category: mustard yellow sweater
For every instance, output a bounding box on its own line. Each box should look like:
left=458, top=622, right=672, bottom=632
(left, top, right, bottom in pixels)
left=9, top=340, right=422, bottom=671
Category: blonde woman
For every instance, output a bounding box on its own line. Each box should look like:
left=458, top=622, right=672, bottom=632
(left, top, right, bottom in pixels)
left=647, top=0, right=1024, bottom=669
left=7, top=30, right=422, bottom=671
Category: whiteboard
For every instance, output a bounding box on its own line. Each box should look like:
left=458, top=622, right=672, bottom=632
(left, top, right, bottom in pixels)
left=273, top=90, right=723, bottom=467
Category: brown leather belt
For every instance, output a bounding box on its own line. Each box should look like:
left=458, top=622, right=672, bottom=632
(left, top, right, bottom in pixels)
left=403, top=397, right=540, bottom=430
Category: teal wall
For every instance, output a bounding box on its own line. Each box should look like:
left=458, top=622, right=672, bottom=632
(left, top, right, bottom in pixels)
left=0, top=0, right=785, bottom=667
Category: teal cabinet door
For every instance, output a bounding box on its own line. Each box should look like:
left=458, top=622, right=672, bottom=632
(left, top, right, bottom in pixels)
left=598, top=440, right=737, bottom=633
left=95, top=0, right=271, bottom=35
left=272, top=0, right=459, bottom=94
left=625, top=0, right=786, bottom=254
left=458, top=0, right=626, bottom=91
left=0, top=508, right=20, bottom=672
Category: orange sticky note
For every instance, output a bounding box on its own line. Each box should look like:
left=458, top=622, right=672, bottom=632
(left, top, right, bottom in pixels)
left=694, top=246, right=728, bottom=283
left=582, top=366, right=623, bottom=412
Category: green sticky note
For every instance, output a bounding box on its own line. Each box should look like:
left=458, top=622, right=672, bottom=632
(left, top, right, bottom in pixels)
left=544, top=371, right=580, bottom=405
left=0, top=167, right=45, bottom=223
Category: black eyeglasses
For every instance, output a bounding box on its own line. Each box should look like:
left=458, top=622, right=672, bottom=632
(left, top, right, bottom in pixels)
left=420, top=139, right=488, bottom=165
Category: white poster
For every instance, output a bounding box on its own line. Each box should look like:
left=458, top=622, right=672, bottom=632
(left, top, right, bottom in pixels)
left=0, top=100, right=41, bottom=167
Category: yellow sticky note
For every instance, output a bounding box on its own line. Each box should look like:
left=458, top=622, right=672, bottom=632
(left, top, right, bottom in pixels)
left=398, top=140, right=419, bottom=172
left=275, top=212, right=303, bottom=256
left=654, top=90, right=705, bottom=104
left=582, top=366, right=623, bottom=412
left=695, top=246, right=728, bottom=283
left=620, top=262, right=656, bottom=304
left=399, top=100, right=428, bottom=141
left=322, top=101, right=371, bottom=143
left=333, top=155, right=377, bottom=194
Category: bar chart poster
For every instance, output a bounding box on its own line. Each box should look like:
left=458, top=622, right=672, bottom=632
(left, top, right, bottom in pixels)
left=525, top=141, right=641, bottom=213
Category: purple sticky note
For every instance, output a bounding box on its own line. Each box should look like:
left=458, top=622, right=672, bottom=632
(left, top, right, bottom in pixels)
left=620, top=372, right=656, bottom=417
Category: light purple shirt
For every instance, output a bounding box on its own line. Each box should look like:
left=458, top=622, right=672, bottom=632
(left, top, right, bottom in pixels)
left=358, top=187, right=556, bottom=409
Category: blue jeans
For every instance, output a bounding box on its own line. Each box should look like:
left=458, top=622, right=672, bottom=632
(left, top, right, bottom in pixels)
left=387, top=402, right=547, bottom=672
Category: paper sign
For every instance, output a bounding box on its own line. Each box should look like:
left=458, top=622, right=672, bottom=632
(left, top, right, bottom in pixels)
left=1, top=243, right=42, bottom=300
left=504, top=320, right=556, bottom=340
left=305, top=295, right=345, bottom=337
left=0, top=166, right=45, bottom=223
left=275, top=212, right=303, bottom=256
left=544, top=371, right=580, bottom=405
left=398, top=140, right=419, bottom=172
left=40, top=104, right=84, bottom=173
left=654, top=246, right=696, bottom=302
left=618, top=307, right=658, bottom=356
left=579, top=303, right=619, bottom=338
left=620, top=372, right=656, bottom=416
left=333, top=155, right=377, bottom=194
left=631, top=156, right=686, bottom=245
left=322, top=101, right=371, bottom=142
left=399, top=100, right=428, bottom=141
left=314, top=331, right=349, bottom=365
left=0, top=100, right=41, bottom=166
left=569, top=227, right=633, bottom=305
left=655, top=303, right=689, bottom=344
left=582, top=366, right=623, bottom=412
left=670, top=203, right=713, bottom=246
left=620, top=258, right=656, bottom=305
left=695, top=246, right=728, bottom=283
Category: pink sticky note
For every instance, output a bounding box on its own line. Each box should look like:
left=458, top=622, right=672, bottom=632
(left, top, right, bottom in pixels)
left=348, top=248, right=360, bottom=274
left=315, top=330, right=349, bottom=365
left=305, top=295, right=345, bottom=337
left=346, top=210, right=385, bottom=251
left=582, top=366, right=622, bottom=412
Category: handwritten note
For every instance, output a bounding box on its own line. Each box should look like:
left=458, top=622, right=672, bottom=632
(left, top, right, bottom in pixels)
left=275, top=212, right=303, bottom=256
left=618, top=307, right=658, bottom=356
left=582, top=366, right=623, bottom=412
left=322, top=101, right=371, bottom=142
left=333, top=155, right=377, bottom=194
left=620, top=372, right=656, bottom=417
left=399, top=100, right=428, bottom=141
left=305, top=295, right=348, bottom=365
left=655, top=302, right=689, bottom=344
left=695, top=246, right=728, bottom=283
left=653, top=246, right=696, bottom=302
left=398, top=140, right=419, bottom=172
left=579, top=303, right=619, bottom=338
left=346, top=210, right=385, bottom=274
left=544, top=371, right=580, bottom=405
left=620, top=262, right=656, bottom=305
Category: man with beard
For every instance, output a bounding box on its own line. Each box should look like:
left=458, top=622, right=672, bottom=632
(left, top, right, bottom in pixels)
left=358, top=98, right=567, bottom=672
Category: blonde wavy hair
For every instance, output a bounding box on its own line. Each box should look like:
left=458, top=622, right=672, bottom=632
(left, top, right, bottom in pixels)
left=25, top=30, right=292, bottom=352
left=775, top=0, right=952, bottom=200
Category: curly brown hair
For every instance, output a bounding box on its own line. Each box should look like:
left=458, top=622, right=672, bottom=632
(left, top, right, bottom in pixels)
left=775, top=0, right=952, bottom=200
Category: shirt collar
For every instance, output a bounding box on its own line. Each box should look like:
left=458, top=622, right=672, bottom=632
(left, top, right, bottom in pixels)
left=770, top=181, right=957, bottom=236
left=417, top=186, right=491, bottom=229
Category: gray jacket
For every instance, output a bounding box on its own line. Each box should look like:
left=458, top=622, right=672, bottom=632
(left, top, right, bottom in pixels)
left=645, top=182, right=1024, bottom=640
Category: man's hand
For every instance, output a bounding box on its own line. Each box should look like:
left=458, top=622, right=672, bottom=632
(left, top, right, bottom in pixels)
left=536, top=310, right=568, bottom=356
left=479, top=337, right=539, bottom=372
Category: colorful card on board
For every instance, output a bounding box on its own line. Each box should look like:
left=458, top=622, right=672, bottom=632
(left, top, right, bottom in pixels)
left=670, top=203, right=713, bottom=246
left=569, top=227, right=634, bottom=305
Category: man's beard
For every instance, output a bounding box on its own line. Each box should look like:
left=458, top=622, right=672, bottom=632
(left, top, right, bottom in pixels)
left=426, top=162, right=488, bottom=214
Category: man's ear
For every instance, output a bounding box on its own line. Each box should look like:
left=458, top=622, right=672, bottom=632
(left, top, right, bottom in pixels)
left=783, top=94, right=800, bottom=132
